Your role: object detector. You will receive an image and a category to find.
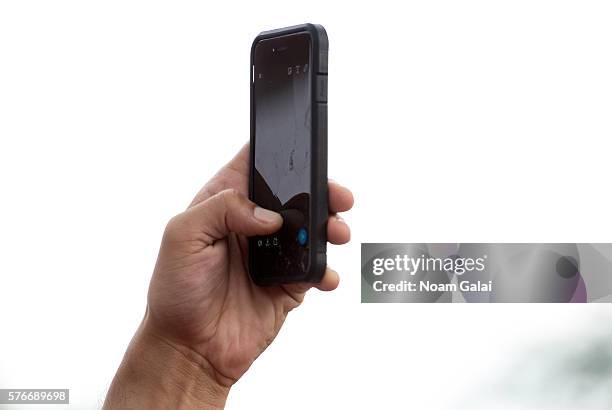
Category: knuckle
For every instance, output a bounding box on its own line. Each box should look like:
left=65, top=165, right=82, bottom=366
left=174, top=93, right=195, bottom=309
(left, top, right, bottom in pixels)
left=220, top=188, right=242, bottom=206
left=222, top=187, right=241, bottom=199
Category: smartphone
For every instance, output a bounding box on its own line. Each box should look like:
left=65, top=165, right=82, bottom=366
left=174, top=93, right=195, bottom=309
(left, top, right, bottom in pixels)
left=248, top=24, right=328, bottom=285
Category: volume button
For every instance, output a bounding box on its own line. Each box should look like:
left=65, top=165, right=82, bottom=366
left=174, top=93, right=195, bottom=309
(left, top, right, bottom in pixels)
left=318, top=50, right=328, bottom=74
left=316, top=75, right=328, bottom=103
left=317, top=103, right=327, bottom=140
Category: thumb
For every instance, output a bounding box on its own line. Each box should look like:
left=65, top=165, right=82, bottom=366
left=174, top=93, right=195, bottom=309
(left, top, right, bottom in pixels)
left=168, top=189, right=282, bottom=243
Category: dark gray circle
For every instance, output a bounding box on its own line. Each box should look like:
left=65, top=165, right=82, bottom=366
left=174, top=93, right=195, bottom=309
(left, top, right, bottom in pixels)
left=556, top=256, right=579, bottom=279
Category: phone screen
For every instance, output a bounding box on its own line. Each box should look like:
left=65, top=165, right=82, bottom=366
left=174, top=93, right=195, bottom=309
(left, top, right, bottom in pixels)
left=252, top=33, right=312, bottom=277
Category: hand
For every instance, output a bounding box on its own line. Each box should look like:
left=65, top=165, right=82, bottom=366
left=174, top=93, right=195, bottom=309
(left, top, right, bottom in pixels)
left=104, top=144, right=353, bottom=409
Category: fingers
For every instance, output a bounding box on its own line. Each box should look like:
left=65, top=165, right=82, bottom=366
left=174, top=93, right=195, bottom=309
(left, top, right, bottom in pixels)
left=190, top=150, right=353, bottom=213
left=172, top=189, right=282, bottom=244
left=225, top=143, right=250, bottom=177
left=329, top=180, right=354, bottom=213
left=327, top=180, right=353, bottom=245
left=315, top=267, right=340, bottom=291
left=281, top=267, right=340, bottom=304
left=189, top=143, right=250, bottom=208
left=327, top=214, right=350, bottom=244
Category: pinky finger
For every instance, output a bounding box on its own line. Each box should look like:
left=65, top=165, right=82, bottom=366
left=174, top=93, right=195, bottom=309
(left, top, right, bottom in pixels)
left=314, top=267, right=340, bottom=291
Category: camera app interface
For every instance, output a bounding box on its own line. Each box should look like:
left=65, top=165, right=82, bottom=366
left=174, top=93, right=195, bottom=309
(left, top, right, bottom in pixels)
left=252, top=33, right=311, bottom=277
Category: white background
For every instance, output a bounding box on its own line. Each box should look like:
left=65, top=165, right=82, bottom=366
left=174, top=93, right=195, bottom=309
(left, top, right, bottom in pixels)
left=1, top=1, right=612, bottom=409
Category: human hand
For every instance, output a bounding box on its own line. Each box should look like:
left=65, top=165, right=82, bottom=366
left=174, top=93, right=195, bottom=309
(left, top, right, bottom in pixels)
left=104, top=144, right=353, bottom=409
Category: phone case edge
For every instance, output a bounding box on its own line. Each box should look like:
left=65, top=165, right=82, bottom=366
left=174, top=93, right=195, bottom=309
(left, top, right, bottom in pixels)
left=248, top=23, right=328, bottom=286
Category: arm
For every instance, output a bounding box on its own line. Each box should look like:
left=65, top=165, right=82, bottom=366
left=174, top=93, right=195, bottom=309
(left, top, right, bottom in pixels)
left=104, top=315, right=229, bottom=409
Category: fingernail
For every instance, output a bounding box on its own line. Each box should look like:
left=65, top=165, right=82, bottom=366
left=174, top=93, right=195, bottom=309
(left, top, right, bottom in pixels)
left=254, top=207, right=282, bottom=224
left=335, top=214, right=346, bottom=224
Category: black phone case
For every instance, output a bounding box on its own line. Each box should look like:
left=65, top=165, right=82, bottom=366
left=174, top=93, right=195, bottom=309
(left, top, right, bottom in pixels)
left=248, top=23, right=328, bottom=285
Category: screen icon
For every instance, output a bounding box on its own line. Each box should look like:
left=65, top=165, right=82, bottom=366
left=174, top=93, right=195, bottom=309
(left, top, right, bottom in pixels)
left=297, top=228, right=308, bottom=246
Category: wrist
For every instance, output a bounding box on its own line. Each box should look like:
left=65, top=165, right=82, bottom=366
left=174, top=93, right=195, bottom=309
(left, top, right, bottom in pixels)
left=104, top=313, right=230, bottom=409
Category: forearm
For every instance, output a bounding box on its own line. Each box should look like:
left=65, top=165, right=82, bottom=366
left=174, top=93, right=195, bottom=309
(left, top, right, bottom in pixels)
left=104, top=315, right=230, bottom=410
